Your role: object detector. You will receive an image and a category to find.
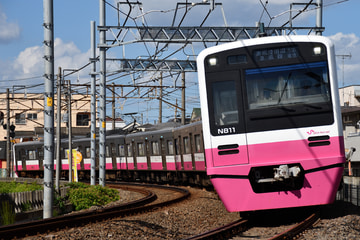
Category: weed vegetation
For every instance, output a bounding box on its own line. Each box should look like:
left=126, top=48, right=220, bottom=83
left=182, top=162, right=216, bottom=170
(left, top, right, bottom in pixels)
left=66, top=182, right=120, bottom=211
left=0, top=181, right=43, bottom=193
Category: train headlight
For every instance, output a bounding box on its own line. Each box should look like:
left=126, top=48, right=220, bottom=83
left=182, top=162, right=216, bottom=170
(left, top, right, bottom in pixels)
left=208, top=57, right=218, bottom=66
left=313, top=46, right=323, bottom=55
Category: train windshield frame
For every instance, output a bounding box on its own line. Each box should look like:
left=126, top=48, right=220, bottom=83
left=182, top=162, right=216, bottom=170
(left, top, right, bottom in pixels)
left=204, top=41, right=335, bottom=136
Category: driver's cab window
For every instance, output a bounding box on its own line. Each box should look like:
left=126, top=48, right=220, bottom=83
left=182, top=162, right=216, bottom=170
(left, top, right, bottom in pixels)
left=212, top=80, right=239, bottom=126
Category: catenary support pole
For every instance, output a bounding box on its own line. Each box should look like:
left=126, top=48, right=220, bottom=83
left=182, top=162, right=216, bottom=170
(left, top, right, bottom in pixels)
left=99, top=0, right=106, bottom=186
left=90, top=21, right=97, bottom=186
left=67, top=80, right=72, bottom=182
left=316, top=0, right=323, bottom=36
left=112, top=83, right=115, bottom=130
left=43, top=0, right=55, bottom=219
left=181, top=72, right=185, bottom=125
left=6, top=89, right=10, bottom=178
left=56, top=67, right=61, bottom=193
left=158, top=72, right=162, bottom=124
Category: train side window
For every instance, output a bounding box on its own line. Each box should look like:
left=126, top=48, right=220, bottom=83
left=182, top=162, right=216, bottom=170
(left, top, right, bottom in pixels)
left=119, top=145, right=125, bottom=156
left=183, top=137, right=190, bottom=154
left=174, top=139, right=180, bottom=155
left=167, top=140, right=174, bottom=155
left=85, top=147, right=91, bottom=158
left=127, top=144, right=132, bottom=157
left=152, top=141, right=159, bottom=155
left=28, top=150, right=37, bottom=160
left=137, top=142, right=145, bottom=156
left=212, top=80, right=239, bottom=126
left=194, top=134, right=201, bottom=153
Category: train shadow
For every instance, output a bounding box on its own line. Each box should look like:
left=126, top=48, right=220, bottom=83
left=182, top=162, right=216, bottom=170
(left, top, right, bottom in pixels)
left=320, top=200, right=360, bottom=219
left=240, top=206, right=319, bottom=227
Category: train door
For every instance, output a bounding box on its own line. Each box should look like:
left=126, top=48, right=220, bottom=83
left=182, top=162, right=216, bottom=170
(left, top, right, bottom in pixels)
left=205, top=71, right=249, bottom=167
left=136, top=141, right=147, bottom=170
left=146, top=140, right=151, bottom=170
left=126, top=142, right=135, bottom=170
left=160, top=138, right=166, bottom=170
left=110, top=143, right=117, bottom=170
left=194, top=133, right=205, bottom=170
left=20, top=148, right=26, bottom=170
left=166, top=139, right=176, bottom=170
left=182, top=135, right=193, bottom=170
left=118, top=144, right=126, bottom=170
left=174, top=137, right=182, bottom=170
left=37, top=147, right=43, bottom=170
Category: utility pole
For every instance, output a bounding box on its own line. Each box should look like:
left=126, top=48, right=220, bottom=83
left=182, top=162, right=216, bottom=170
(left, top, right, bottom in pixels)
left=43, top=0, right=55, bottom=219
left=336, top=54, right=352, bottom=106
left=67, top=80, right=73, bottom=182
left=56, top=67, right=62, bottom=192
left=90, top=21, right=97, bottom=186
left=6, top=89, right=10, bottom=178
left=99, top=0, right=106, bottom=187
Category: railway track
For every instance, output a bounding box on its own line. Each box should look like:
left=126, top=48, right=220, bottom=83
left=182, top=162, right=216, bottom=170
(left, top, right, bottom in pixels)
left=0, top=183, right=190, bottom=240
left=186, top=210, right=320, bottom=240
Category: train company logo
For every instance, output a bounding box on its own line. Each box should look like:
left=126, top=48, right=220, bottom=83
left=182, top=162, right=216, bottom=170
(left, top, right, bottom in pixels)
left=306, top=129, right=330, bottom=135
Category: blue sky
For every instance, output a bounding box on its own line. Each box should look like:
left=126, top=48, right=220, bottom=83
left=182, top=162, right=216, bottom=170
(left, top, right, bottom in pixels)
left=0, top=0, right=359, bottom=123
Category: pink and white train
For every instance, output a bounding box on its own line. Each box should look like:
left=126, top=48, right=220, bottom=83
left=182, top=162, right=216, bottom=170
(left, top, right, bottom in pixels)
left=197, top=35, right=345, bottom=212
left=11, top=35, right=345, bottom=213
left=13, top=121, right=209, bottom=186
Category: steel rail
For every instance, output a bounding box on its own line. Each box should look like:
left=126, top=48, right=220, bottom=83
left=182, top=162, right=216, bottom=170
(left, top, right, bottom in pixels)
left=269, top=211, right=320, bottom=240
left=0, top=183, right=189, bottom=240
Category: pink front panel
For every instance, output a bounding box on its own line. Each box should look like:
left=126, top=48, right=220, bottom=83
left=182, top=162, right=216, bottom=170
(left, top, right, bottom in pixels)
left=211, top=145, right=248, bottom=167
left=247, top=137, right=344, bottom=170
left=206, top=136, right=345, bottom=175
left=212, top=166, right=344, bottom=212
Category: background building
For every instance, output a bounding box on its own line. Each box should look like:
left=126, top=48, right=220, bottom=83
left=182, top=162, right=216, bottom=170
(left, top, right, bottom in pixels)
left=0, top=92, right=122, bottom=142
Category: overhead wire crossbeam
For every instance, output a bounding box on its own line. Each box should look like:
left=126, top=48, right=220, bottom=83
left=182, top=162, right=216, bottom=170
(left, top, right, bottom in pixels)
left=107, top=58, right=197, bottom=72
left=99, top=26, right=325, bottom=47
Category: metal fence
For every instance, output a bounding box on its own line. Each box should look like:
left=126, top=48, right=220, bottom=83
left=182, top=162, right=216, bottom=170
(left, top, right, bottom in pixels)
left=336, top=176, right=360, bottom=206
left=0, top=178, right=69, bottom=213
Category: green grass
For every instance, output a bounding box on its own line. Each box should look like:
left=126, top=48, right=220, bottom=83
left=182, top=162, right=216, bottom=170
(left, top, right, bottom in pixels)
left=0, top=200, right=15, bottom=225
left=67, top=182, right=120, bottom=211
left=0, top=181, right=43, bottom=193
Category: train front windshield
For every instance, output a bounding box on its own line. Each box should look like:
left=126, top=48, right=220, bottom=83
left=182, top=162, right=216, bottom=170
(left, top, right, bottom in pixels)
left=246, top=62, right=330, bottom=110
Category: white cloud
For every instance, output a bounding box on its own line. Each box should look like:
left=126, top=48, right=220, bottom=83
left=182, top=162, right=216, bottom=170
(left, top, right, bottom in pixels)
left=0, top=8, right=20, bottom=43
left=1, top=38, right=92, bottom=86
left=329, top=33, right=360, bottom=86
